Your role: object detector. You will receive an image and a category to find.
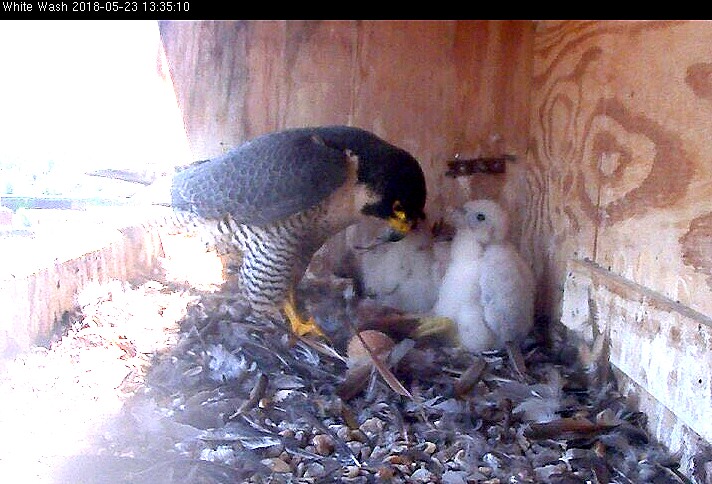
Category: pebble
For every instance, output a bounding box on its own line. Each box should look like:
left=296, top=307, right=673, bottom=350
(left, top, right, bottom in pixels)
left=421, top=441, right=437, bottom=455
left=261, top=457, right=291, bottom=473
left=349, top=429, right=370, bottom=443
left=359, top=416, right=385, bottom=435
left=344, top=465, right=361, bottom=478
left=376, top=465, right=396, bottom=480
left=369, top=445, right=388, bottom=461
left=452, top=449, right=467, bottom=468
left=294, top=430, right=309, bottom=445
left=334, top=424, right=351, bottom=441
left=312, top=434, right=335, bottom=456
left=534, top=463, right=568, bottom=481
left=385, top=454, right=413, bottom=466
left=294, top=461, right=305, bottom=478
left=441, top=470, right=468, bottom=484
left=478, top=465, right=493, bottom=476
left=304, top=462, right=326, bottom=478
left=411, top=467, right=435, bottom=482
left=350, top=439, right=365, bottom=451
left=263, top=442, right=284, bottom=458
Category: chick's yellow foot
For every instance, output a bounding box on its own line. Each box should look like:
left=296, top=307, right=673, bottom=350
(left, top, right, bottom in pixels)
left=413, top=316, right=459, bottom=343
left=283, top=291, right=326, bottom=338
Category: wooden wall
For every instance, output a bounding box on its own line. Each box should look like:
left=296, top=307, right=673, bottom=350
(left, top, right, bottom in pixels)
left=157, top=20, right=534, bottom=227
left=527, top=20, right=712, bottom=321
left=530, top=20, right=712, bottom=470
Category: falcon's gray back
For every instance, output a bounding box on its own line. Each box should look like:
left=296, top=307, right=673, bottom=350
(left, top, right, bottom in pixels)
left=171, top=127, right=355, bottom=226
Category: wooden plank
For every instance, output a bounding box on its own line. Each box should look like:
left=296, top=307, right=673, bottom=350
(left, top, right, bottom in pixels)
left=159, top=21, right=258, bottom=158
left=0, top=213, right=164, bottom=355
left=561, top=258, right=712, bottom=474
left=528, top=20, right=712, bottom=322
left=279, top=20, right=357, bottom=128
left=159, top=21, right=358, bottom=159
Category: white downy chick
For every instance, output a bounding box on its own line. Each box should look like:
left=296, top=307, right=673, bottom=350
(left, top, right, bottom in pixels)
left=359, top=227, right=447, bottom=313
left=433, top=199, right=535, bottom=352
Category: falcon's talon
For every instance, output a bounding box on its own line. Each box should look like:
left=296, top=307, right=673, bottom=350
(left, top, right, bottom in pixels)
left=293, top=317, right=325, bottom=338
left=283, top=291, right=326, bottom=339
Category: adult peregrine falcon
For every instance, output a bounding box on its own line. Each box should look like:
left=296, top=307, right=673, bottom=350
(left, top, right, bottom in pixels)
left=170, top=126, right=427, bottom=336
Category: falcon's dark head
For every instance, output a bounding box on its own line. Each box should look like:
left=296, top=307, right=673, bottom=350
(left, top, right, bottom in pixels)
left=313, top=126, right=427, bottom=241
left=358, top=147, right=427, bottom=241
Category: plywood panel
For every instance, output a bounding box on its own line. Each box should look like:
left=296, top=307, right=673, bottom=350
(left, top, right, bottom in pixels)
left=525, top=21, right=607, bottom=319
left=159, top=21, right=257, bottom=158
left=562, top=258, right=712, bottom=475
left=529, top=20, right=712, bottom=321
left=159, top=21, right=357, bottom=159
left=589, top=22, right=712, bottom=318
left=537, top=21, right=712, bottom=472
left=280, top=21, right=357, bottom=128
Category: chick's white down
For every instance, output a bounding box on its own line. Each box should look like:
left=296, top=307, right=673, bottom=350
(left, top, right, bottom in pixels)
left=359, top=227, right=450, bottom=313
left=433, top=199, right=535, bottom=352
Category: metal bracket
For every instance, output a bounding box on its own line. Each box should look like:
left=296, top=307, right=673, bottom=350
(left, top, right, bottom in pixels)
left=445, top=154, right=517, bottom=177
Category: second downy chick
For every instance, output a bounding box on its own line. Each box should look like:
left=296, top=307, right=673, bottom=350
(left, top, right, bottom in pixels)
left=431, top=199, right=535, bottom=352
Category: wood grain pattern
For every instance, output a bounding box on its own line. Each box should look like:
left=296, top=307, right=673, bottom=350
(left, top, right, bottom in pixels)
left=528, top=20, right=712, bottom=321
left=537, top=21, right=712, bottom=471
left=158, top=20, right=533, bottom=219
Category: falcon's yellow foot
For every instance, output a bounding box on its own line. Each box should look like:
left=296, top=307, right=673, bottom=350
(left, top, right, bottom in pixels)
left=283, top=290, right=326, bottom=339
left=413, top=316, right=459, bottom=343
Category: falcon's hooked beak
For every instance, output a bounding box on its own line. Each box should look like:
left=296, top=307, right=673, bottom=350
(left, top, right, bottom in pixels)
left=385, top=201, right=414, bottom=242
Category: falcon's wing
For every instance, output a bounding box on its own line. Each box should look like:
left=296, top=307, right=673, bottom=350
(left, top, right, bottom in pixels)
left=171, top=128, right=350, bottom=226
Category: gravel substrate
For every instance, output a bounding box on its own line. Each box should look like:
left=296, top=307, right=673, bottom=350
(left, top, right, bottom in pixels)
left=0, top=276, right=704, bottom=483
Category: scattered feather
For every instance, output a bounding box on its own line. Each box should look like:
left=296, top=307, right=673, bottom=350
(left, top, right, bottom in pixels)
left=12, top=274, right=685, bottom=484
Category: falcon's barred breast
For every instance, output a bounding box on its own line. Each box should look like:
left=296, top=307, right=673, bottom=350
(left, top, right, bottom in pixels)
left=170, top=126, right=427, bottom=329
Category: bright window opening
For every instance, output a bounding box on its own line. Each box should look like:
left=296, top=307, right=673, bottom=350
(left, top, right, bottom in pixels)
left=0, top=20, right=191, bottom=204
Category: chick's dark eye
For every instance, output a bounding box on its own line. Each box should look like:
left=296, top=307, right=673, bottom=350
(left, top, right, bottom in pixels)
left=476, top=213, right=486, bottom=221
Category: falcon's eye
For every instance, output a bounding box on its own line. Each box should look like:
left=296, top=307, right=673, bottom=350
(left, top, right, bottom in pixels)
left=476, top=213, right=486, bottom=221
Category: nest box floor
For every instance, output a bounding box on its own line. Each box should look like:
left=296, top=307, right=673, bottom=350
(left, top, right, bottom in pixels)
left=0, top=275, right=692, bottom=484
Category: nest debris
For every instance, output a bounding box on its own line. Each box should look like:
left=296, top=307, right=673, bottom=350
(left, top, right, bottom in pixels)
left=2, top=276, right=706, bottom=484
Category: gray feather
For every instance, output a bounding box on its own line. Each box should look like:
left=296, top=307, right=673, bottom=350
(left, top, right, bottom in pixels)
left=171, top=127, right=351, bottom=225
